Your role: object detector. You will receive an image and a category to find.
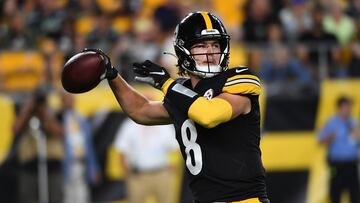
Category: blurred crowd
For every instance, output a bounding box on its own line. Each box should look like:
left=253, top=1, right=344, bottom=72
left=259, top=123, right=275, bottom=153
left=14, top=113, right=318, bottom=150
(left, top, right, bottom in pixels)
left=1, top=0, right=360, bottom=98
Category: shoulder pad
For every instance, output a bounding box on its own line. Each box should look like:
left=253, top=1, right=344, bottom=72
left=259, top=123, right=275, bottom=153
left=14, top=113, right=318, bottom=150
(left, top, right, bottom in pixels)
left=175, top=77, right=190, bottom=85
left=222, top=67, right=261, bottom=95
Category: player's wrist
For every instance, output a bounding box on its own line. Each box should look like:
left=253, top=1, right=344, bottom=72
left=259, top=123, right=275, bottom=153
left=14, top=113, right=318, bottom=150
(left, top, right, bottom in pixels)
left=106, top=66, right=118, bottom=80
left=101, top=54, right=118, bottom=80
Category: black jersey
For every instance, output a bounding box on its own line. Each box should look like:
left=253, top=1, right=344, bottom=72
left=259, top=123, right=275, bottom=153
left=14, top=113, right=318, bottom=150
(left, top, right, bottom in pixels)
left=163, top=67, right=267, bottom=202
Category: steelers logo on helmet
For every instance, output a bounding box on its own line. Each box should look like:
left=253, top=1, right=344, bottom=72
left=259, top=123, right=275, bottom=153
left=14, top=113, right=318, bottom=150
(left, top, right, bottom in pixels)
left=174, top=11, right=230, bottom=78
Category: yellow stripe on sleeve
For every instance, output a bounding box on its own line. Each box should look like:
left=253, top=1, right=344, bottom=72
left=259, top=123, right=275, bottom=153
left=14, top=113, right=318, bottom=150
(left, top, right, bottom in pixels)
left=226, top=74, right=260, bottom=84
left=200, top=12, right=213, bottom=29
left=188, top=97, right=232, bottom=128
left=161, top=78, right=174, bottom=94
left=223, top=83, right=261, bottom=95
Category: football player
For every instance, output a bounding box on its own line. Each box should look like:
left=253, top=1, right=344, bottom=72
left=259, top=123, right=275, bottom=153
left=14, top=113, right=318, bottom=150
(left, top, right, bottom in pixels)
left=88, top=11, right=269, bottom=203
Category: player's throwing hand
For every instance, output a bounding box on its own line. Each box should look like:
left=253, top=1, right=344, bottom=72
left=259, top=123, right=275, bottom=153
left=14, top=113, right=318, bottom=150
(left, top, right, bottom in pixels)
left=82, top=48, right=118, bottom=80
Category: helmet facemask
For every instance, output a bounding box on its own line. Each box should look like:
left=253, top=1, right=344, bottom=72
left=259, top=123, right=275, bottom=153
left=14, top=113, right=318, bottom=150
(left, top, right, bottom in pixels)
left=189, top=36, right=229, bottom=78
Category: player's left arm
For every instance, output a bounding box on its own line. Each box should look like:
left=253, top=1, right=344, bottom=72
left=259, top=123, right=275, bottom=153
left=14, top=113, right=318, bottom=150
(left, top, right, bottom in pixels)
left=168, top=68, right=260, bottom=128
left=217, top=93, right=251, bottom=118
left=187, top=93, right=251, bottom=128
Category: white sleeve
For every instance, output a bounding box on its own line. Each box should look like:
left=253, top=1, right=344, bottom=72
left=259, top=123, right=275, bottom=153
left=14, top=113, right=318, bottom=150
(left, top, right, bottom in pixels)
left=163, top=124, right=179, bottom=150
left=113, top=118, right=134, bottom=154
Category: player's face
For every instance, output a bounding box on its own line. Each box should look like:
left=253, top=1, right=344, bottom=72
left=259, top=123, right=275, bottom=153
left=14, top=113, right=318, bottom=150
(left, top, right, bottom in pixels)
left=190, top=40, right=221, bottom=66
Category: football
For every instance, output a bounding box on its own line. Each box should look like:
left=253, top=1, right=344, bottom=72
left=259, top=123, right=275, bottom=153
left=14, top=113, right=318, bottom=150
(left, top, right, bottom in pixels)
left=61, top=51, right=105, bottom=93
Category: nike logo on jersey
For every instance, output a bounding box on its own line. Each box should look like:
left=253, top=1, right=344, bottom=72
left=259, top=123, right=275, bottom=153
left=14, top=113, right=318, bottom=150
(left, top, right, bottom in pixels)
left=149, top=70, right=166, bottom=75
left=235, top=68, right=248, bottom=73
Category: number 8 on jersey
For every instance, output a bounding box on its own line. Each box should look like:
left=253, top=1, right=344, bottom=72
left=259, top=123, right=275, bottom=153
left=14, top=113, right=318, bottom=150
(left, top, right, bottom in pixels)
left=181, top=119, right=203, bottom=175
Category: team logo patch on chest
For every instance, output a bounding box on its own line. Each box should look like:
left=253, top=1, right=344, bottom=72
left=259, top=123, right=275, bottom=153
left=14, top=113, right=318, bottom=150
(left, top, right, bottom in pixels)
left=204, top=89, right=214, bottom=100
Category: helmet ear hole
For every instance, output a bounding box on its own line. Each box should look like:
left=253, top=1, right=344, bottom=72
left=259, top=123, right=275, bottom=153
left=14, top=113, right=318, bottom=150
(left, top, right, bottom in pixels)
left=174, top=11, right=230, bottom=78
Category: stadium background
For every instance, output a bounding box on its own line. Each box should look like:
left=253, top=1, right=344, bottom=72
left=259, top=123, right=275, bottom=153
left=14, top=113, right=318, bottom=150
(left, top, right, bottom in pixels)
left=0, top=0, right=360, bottom=202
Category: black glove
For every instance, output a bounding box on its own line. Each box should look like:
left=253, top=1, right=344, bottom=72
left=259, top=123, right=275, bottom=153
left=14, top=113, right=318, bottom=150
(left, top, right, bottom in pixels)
left=82, top=48, right=118, bottom=80
left=133, top=60, right=171, bottom=89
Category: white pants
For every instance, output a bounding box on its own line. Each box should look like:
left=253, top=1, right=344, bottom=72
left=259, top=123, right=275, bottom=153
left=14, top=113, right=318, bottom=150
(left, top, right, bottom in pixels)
left=63, top=161, right=90, bottom=203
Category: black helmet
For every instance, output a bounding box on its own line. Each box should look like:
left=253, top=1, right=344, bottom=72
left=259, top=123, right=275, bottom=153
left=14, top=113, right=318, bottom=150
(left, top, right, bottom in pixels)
left=174, top=11, right=230, bottom=78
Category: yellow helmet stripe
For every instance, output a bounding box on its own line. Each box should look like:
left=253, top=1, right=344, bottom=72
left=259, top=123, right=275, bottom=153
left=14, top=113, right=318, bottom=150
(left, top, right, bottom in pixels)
left=200, top=11, right=213, bottom=29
